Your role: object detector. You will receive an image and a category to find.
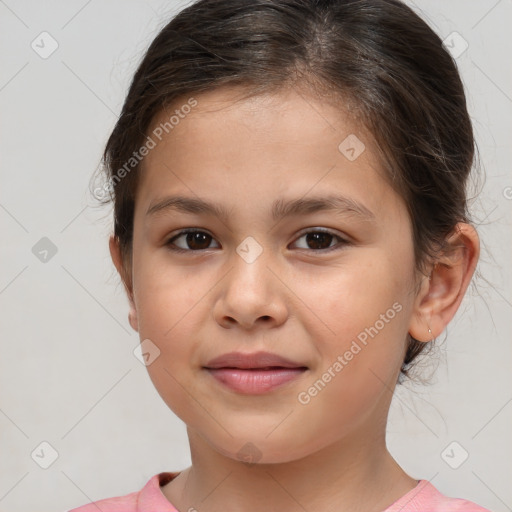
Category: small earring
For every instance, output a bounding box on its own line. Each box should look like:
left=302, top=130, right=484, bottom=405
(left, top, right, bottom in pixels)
left=427, top=323, right=435, bottom=342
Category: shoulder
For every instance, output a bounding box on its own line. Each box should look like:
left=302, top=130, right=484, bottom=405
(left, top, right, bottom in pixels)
left=66, top=472, right=180, bottom=512
left=67, top=490, right=139, bottom=512
left=386, top=479, right=493, bottom=512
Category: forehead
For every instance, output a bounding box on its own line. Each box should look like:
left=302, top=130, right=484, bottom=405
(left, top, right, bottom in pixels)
left=146, top=85, right=364, bottom=152
left=135, top=85, right=395, bottom=219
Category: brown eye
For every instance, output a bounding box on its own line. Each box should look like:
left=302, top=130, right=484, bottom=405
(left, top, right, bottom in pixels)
left=166, top=228, right=349, bottom=254
left=292, top=229, right=349, bottom=252
left=167, top=230, right=219, bottom=252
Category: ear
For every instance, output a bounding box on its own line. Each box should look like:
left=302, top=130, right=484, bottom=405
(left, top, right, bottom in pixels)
left=109, top=235, right=139, bottom=332
left=408, top=222, right=480, bottom=342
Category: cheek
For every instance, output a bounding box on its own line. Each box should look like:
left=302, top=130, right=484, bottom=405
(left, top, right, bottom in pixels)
left=303, top=257, right=411, bottom=385
left=295, top=289, right=408, bottom=440
left=134, top=269, right=206, bottom=421
left=303, top=258, right=406, bottom=338
left=133, top=250, right=201, bottom=336
left=132, top=245, right=218, bottom=339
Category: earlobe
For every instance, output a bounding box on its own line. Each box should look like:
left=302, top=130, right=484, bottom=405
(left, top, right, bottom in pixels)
left=109, top=235, right=139, bottom=332
left=128, top=305, right=139, bottom=332
left=408, top=223, right=480, bottom=343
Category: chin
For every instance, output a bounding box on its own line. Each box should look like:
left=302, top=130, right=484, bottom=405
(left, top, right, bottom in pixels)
left=201, top=430, right=317, bottom=466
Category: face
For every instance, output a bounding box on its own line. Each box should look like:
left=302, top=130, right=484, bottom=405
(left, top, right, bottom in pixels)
left=122, top=86, right=423, bottom=463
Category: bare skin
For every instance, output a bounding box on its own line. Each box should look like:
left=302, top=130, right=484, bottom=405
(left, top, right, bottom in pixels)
left=110, top=85, right=479, bottom=512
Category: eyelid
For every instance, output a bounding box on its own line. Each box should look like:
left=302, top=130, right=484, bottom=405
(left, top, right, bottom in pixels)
left=292, top=227, right=351, bottom=252
left=294, top=226, right=350, bottom=242
left=166, top=228, right=219, bottom=252
left=165, top=227, right=351, bottom=253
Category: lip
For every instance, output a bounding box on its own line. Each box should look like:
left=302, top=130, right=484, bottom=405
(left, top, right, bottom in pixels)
left=203, top=351, right=308, bottom=394
left=204, top=351, right=307, bottom=369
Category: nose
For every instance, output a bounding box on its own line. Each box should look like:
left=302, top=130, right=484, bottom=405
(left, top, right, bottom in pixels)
left=212, top=248, right=289, bottom=330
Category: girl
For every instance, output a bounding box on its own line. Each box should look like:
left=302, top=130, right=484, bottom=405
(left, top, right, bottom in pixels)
left=73, top=0, right=490, bottom=510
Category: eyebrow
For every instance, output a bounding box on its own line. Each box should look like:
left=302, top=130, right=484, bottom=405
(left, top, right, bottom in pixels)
left=146, top=194, right=376, bottom=224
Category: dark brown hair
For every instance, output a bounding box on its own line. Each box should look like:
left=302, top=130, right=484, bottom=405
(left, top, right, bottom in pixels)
left=93, top=0, right=478, bottom=381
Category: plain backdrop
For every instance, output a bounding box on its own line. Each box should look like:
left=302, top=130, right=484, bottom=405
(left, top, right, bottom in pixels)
left=0, top=1, right=511, bottom=511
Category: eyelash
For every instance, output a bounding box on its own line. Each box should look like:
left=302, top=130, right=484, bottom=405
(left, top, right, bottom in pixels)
left=165, top=228, right=350, bottom=254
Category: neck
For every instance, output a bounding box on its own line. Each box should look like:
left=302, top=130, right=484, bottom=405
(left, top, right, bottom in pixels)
left=162, top=424, right=417, bottom=512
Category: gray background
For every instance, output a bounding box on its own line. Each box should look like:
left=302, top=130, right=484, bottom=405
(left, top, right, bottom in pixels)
left=0, top=1, right=510, bottom=511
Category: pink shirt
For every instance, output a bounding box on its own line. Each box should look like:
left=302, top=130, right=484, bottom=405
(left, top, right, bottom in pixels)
left=68, top=472, right=492, bottom=512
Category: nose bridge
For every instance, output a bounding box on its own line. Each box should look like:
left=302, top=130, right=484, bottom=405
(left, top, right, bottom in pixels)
left=230, top=234, right=273, bottom=295
left=235, top=234, right=267, bottom=269
left=214, top=235, right=287, bottom=329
